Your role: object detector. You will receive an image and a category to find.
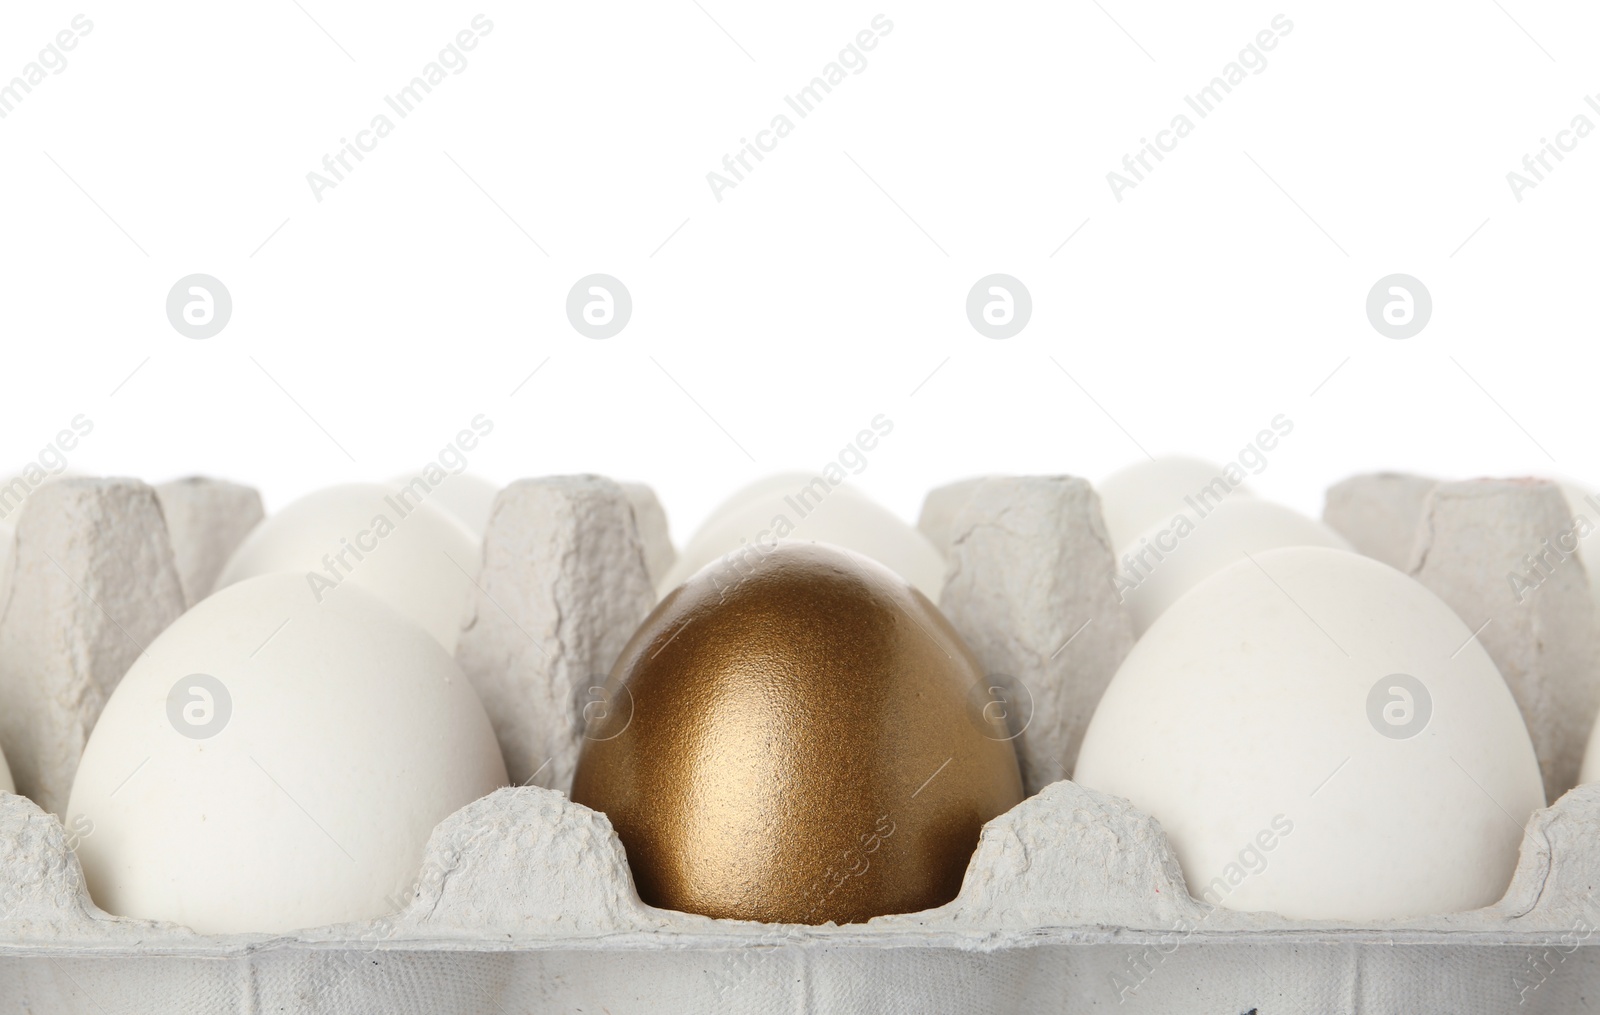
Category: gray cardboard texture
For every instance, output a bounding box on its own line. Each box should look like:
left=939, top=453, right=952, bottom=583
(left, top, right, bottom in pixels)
left=2, top=472, right=1599, bottom=1013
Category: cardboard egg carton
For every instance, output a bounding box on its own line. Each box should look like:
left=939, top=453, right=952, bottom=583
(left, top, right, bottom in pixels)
left=2, top=473, right=1600, bottom=1013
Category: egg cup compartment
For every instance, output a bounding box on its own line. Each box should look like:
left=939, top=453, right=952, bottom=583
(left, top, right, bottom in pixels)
left=1, top=473, right=1598, bottom=1013
left=1321, top=474, right=1600, bottom=802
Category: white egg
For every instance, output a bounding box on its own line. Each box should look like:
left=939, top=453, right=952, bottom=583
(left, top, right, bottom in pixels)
left=0, top=743, right=13, bottom=794
left=214, top=483, right=478, bottom=651
left=695, top=473, right=823, bottom=527
left=391, top=472, right=499, bottom=538
left=1583, top=720, right=1600, bottom=785
left=1116, top=497, right=1352, bottom=635
left=659, top=482, right=944, bottom=601
left=67, top=573, right=507, bottom=933
left=676, top=472, right=836, bottom=566
left=1077, top=546, right=1543, bottom=921
left=1097, top=457, right=1250, bottom=554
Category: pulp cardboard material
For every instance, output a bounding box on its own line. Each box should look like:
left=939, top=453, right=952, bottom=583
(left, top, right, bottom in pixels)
left=619, top=481, right=675, bottom=590
left=454, top=476, right=657, bottom=792
left=1, top=472, right=1597, bottom=1014
left=1322, top=471, right=1438, bottom=571
left=937, top=476, right=1135, bottom=793
left=153, top=477, right=264, bottom=607
left=1406, top=479, right=1600, bottom=801
left=0, top=479, right=187, bottom=817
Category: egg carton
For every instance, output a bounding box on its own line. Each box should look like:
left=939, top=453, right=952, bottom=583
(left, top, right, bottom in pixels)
left=1, top=473, right=1599, bottom=1014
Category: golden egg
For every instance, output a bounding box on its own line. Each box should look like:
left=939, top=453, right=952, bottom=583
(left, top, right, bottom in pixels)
left=570, top=541, right=1024, bottom=925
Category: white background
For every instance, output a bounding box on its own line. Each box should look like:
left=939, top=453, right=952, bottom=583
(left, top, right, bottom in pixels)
left=1, top=1, right=1595, bottom=542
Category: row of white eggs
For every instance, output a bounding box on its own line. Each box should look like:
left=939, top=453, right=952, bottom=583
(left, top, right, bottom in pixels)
left=0, top=463, right=1596, bottom=931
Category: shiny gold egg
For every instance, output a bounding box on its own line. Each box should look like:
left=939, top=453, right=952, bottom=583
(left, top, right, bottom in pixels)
left=570, top=541, right=1025, bottom=925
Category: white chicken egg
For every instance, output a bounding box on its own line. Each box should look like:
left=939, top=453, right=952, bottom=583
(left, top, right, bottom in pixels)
left=1097, top=457, right=1251, bottom=555
left=214, top=483, right=478, bottom=651
left=391, top=472, right=499, bottom=538
left=66, top=572, right=507, bottom=933
left=1582, top=720, right=1600, bottom=785
left=658, top=481, right=944, bottom=601
left=675, top=472, right=834, bottom=567
left=1076, top=546, right=1543, bottom=921
left=694, top=473, right=823, bottom=529
left=1115, top=497, right=1352, bottom=635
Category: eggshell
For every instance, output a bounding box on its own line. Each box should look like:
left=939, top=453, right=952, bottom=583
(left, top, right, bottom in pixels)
left=691, top=473, right=825, bottom=534
left=1076, top=546, right=1544, bottom=921
left=0, top=744, right=13, bottom=795
left=573, top=541, right=1023, bottom=924
left=1116, top=497, right=1352, bottom=634
left=214, top=483, right=479, bottom=650
left=672, top=473, right=867, bottom=571
left=392, top=472, right=499, bottom=538
left=659, top=483, right=944, bottom=601
left=1097, top=457, right=1250, bottom=554
left=67, top=572, right=507, bottom=933
left=1582, top=715, right=1600, bottom=784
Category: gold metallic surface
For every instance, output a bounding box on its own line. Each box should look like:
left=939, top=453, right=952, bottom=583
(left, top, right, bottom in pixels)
left=570, top=541, right=1025, bottom=925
